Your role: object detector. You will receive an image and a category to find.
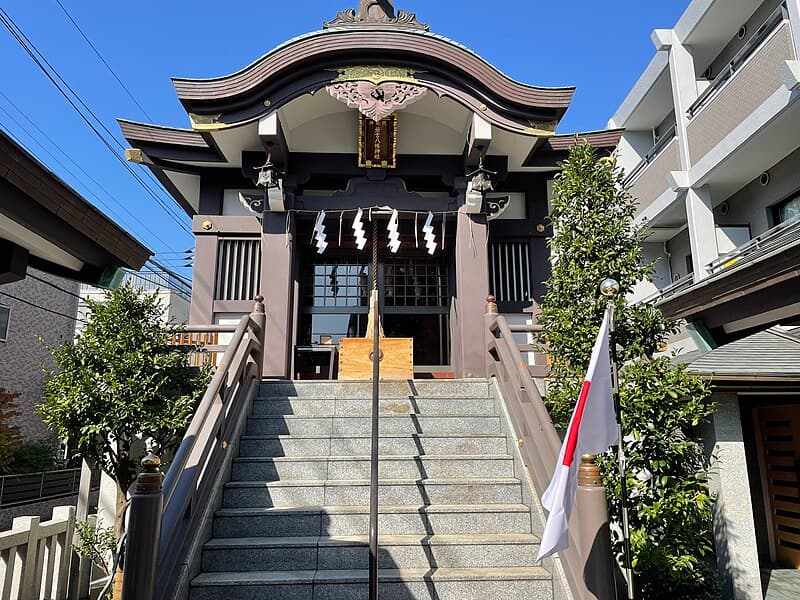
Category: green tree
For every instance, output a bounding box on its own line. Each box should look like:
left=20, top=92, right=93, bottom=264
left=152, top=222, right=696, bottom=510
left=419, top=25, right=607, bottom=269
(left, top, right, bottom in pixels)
left=540, top=141, right=719, bottom=598
left=39, top=284, right=208, bottom=538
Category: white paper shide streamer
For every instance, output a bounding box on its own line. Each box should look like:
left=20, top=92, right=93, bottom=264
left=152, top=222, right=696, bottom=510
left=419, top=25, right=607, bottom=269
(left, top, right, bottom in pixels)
left=313, top=210, right=328, bottom=254
left=423, top=211, right=437, bottom=255
left=352, top=208, right=367, bottom=250
left=387, top=209, right=401, bottom=253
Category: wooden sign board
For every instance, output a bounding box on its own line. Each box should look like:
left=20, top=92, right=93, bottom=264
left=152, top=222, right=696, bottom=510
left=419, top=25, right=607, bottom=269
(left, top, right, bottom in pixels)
left=338, top=337, right=413, bottom=381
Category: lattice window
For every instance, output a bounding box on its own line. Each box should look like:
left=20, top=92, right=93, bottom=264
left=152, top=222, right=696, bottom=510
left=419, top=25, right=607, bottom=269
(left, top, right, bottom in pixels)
left=489, top=240, right=532, bottom=305
left=384, top=258, right=448, bottom=308
left=302, top=260, right=371, bottom=309
left=215, top=238, right=261, bottom=301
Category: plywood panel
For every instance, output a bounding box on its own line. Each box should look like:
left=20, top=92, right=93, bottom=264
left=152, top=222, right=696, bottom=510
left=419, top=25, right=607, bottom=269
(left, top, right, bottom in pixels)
left=338, top=338, right=413, bottom=381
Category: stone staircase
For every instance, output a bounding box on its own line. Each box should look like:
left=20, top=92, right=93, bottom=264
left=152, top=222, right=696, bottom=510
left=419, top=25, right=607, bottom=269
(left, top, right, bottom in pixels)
left=190, top=379, right=555, bottom=599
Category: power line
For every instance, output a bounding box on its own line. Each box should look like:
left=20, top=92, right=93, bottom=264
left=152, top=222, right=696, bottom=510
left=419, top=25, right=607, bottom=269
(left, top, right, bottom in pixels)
left=0, top=289, right=86, bottom=323
left=53, top=0, right=153, bottom=122
left=0, top=95, right=177, bottom=253
left=0, top=8, right=192, bottom=236
left=26, top=272, right=87, bottom=301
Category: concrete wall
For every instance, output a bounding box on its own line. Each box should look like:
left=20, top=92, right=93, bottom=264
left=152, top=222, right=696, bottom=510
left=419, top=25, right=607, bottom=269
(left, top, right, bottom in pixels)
left=704, top=392, right=762, bottom=600
left=666, top=228, right=693, bottom=279
left=0, top=269, right=78, bottom=441
left=715, top=145, right=800, bottom=237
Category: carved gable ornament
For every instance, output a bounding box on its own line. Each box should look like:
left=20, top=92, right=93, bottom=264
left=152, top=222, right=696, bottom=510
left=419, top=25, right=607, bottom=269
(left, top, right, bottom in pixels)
left=324, top=0, right=429, bottom=31
left=327, top=80, right=428, bottom=122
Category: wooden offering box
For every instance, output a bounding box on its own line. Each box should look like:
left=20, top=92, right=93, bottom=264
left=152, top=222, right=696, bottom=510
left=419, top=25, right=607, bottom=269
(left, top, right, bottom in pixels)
left=338, top=338, right=414, bottom=381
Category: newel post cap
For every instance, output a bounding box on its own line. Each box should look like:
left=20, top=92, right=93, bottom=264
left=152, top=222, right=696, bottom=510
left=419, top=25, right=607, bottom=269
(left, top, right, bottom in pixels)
left=136, top=443, right=162, bottom=494
left=253, top=294, right=266, bottom=314
left=486, top=295, right=498, bottom=314
left=577, top=454, right=603, bottom=487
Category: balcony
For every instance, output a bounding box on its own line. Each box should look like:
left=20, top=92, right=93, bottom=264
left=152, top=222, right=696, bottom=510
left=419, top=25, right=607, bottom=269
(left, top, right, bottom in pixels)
left=641, top=273, right=694, bottom=305
left=708, top=214, right=800, bottom=275
left=686, top=4, right=795, bottom=166
left=657, top=216, right=800, bottom=342
left=625, top=126, right=680, bottom=217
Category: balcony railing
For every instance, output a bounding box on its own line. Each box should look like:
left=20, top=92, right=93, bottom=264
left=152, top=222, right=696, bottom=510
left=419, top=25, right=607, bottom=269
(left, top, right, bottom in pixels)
left=688, top=3, right=790, bottom=119
left=707, top=214, right=800, bottom=275
left=686, top=3, right=794, bottom=164
left=642, top=273, right=695, bottom=305
left=624, top=125, right=678, bottom=185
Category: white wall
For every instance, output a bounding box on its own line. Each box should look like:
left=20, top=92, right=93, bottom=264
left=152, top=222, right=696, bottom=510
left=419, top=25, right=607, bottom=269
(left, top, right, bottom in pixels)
left=715, top=145, right=800, bottom=237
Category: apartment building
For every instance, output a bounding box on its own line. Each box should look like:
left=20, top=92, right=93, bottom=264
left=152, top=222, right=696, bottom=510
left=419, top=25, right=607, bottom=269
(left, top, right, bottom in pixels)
left=611, top=1, right=800, bottom=596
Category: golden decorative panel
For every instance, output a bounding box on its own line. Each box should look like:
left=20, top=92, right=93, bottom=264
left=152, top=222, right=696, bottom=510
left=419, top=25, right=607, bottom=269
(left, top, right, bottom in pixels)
left=333, top=65, right=418, bottom=85
left=358, top=114, right=398, bottom=169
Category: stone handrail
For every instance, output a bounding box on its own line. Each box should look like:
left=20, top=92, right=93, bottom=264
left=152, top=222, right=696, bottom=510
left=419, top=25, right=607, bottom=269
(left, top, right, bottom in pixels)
left=123, top=297, right=266, bottom=600
left=485, top=296, right=615, bottom=600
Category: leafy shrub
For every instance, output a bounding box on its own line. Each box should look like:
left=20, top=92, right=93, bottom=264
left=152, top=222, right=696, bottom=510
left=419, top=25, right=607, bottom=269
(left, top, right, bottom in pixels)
left=540, top=141, right=719, bottom=598
left=0, top=388, right=22, bottom=474
left=9, top=440, right=63, bottom=474
left=39, top=284, right=210, bottom=538
left=73, top=520, right=116, bottom=575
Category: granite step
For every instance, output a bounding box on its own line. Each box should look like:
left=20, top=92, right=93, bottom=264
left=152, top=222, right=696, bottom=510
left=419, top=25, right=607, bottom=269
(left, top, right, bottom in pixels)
left=258, top=380, right=492, bottom=400
left=245, top=415, right=502, bottom=436
left=251, top=397, right=497, bottom=417
left=237, top=433, right=509, bottom=457
left=212, top=504, right=533, bottom=538
left=231, top=455, right=515, bottom=481
left=202, top=533, right=540, bottom=572
left=222, top=478, right=523, bottom=508
left=191, top=566, right=553, bottom=600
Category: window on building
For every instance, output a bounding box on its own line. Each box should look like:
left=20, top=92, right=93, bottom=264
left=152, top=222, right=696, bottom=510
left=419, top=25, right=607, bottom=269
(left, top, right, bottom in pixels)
left=775, top=194, right=800, bottom=225
left=0, top=304, right=9, bottom=342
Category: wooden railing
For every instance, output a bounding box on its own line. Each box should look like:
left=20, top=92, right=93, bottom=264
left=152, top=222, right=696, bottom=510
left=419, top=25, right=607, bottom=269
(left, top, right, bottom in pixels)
left=0, top=506, right=75, bottom=599
left=167, top=326, right=236, bottom=367
left=123, top=297, right=266, bottom=600
left=485, top=296, right=615, bottom=600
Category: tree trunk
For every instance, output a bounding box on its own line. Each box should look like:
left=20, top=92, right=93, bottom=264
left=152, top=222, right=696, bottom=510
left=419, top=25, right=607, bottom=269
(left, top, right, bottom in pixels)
left=112, top=484, right=127, bottom=600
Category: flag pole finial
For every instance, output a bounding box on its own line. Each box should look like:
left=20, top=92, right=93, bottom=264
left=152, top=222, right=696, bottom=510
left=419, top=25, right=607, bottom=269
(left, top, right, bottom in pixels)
left=600, top=278, right=620, bottom=297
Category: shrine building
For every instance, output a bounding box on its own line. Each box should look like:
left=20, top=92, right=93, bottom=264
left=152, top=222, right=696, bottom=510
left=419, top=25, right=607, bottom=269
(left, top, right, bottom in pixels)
left=119, top=1, right=622, bottom=380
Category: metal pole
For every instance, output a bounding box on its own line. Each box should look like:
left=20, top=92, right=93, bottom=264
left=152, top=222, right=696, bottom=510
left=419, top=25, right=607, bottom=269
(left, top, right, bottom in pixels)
left=369, top=216, right=380, bottom=600
left=606, top=300, right=635, bottom=600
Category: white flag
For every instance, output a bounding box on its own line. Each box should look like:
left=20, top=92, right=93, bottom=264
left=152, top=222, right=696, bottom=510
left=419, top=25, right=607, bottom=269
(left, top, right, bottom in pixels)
left=536, top=309, right=618, bottom=561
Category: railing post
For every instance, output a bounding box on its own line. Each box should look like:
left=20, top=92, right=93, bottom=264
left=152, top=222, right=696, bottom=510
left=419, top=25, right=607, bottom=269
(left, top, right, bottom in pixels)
left=485, top=295, right=498, bottom=371
left=576, top=455, right=616, bottom=600
left=251, top=294, right=266, bottom=377
left=68, top=459, right=93, bottom=599
left=122, top=449, right=163, bottom=600
left=15, top=515, right=40, bottom=599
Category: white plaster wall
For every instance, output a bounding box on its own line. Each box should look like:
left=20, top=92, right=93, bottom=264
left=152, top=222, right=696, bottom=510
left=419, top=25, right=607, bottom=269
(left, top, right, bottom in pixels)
left=629, top=242, right=672, bottom=303
left=222, top=189, right=262, bottom=216
left=666, top=229, right=693, bottom=279
left=715, top=145, right=800, bottom=236
left=503, top=314, right=538, bottom=367
left=617, top=132, right=653, bottom=175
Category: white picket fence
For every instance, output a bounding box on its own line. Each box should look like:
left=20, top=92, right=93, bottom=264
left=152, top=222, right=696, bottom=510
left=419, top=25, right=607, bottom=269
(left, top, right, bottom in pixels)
left=0, top=506, right=75, bottom=600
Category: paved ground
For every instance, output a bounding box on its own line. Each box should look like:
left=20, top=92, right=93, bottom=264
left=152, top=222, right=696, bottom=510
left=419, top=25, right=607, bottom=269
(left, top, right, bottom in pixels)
left=764, top=569, right=800, bottom=599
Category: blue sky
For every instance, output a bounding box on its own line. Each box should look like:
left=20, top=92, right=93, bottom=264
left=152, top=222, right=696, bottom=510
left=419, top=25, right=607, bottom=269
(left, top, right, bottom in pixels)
left=0, top=0, right=685, bottom=275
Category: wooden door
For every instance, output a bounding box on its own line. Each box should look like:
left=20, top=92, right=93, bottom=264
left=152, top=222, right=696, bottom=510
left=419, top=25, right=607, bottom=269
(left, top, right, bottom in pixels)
left=757, top=405, right=800, bottom=568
